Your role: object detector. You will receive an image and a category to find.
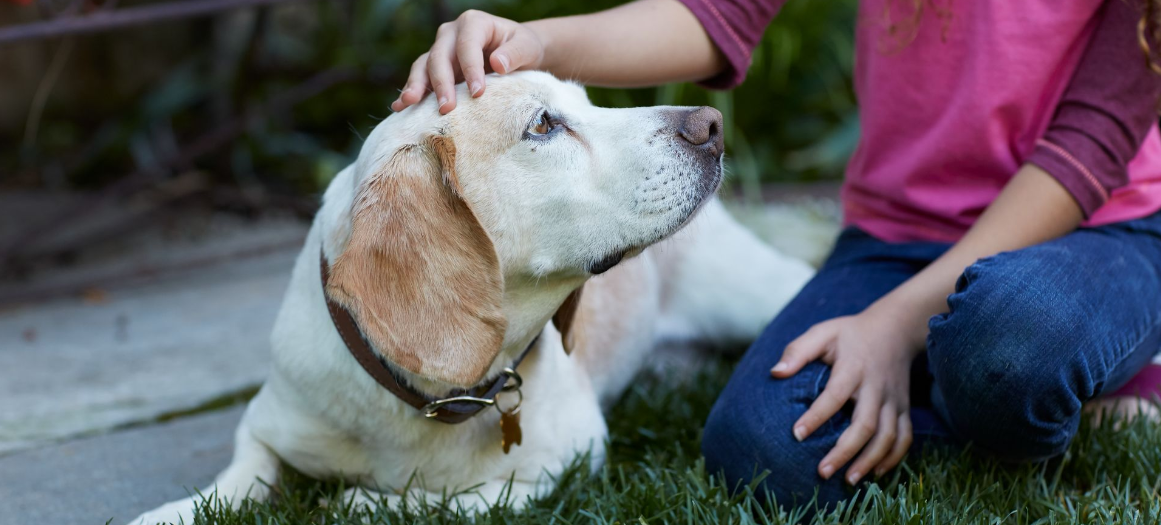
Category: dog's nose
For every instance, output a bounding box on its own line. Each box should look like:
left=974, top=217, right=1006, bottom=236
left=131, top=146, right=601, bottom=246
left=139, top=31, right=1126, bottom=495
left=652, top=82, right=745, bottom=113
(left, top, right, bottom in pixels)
left=678, top=106, right=724, bottom=157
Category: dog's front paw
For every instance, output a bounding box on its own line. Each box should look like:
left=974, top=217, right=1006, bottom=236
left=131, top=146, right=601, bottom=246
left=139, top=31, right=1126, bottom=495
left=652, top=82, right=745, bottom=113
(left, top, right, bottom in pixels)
left=127, top=497, right=198, bottom=525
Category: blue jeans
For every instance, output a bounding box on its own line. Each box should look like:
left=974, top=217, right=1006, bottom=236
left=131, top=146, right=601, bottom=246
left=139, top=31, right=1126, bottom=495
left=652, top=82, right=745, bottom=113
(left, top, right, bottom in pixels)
left=701, top=213, right=1161, bottom=510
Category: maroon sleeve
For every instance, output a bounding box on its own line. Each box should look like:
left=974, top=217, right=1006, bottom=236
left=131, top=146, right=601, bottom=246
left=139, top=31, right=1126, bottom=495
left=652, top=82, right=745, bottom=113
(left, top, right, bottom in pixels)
left=675, top=0, right=786, bottom=89
left=1026, top=0, right=1161, bottom=217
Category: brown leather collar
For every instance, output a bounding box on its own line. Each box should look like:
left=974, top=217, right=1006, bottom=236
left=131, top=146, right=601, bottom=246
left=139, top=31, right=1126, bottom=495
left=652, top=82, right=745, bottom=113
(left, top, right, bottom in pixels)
left=319, top=250, right=536, bottom=424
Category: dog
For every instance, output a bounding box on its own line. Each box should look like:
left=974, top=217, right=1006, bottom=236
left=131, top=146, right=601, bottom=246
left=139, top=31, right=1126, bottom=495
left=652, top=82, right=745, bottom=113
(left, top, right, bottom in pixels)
left=129, top=71, right=814, bottom=524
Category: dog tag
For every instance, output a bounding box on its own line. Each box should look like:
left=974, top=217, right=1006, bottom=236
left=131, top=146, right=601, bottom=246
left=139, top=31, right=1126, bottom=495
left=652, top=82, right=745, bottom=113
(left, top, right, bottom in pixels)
left=500, top=407, right=522, bottom=454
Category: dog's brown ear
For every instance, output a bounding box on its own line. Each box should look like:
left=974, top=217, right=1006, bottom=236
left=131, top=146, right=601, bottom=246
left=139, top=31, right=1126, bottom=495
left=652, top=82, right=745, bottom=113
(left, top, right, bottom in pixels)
left=326, top=135, right=507, bottom=387
left=552, top=287, right=585, bottom=355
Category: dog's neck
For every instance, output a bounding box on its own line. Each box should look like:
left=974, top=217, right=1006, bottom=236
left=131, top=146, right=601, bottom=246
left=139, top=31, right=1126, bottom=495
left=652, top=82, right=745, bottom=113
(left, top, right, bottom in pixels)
left=388, top=276, right=582, bottom=398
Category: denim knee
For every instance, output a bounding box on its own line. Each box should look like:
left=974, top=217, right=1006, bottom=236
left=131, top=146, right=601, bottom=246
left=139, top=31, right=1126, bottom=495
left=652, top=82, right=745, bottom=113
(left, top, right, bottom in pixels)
left=927, top=254, right=1084, bottom=461
left=701, top=361, right=851, bottom=509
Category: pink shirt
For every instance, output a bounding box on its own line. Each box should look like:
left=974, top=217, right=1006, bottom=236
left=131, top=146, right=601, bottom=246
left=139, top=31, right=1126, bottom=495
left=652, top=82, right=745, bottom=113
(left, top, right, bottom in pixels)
left=679, top=0, right=1161, bottom=242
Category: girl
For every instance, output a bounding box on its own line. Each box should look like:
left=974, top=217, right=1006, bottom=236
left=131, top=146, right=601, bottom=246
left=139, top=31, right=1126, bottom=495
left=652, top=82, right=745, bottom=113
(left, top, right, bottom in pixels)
left=393, top=0, right=1161, bottom=509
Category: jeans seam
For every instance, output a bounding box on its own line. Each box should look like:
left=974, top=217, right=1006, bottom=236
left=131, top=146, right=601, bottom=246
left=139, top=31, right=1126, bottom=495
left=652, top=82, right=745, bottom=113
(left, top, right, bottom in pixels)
left=1094, top=310, right=1161, bottom=397
left=812, top=367, right=829, bottom=396
left=798, top=366, right=837, bottom=436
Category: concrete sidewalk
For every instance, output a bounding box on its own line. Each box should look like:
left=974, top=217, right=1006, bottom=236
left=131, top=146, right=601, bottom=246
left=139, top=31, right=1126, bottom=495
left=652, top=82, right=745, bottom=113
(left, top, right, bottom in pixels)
left=0, top=190, right=307, bottom=455
left=0, top=243, right=298, bottom=455
left=0, top=406, right=244, bottom=525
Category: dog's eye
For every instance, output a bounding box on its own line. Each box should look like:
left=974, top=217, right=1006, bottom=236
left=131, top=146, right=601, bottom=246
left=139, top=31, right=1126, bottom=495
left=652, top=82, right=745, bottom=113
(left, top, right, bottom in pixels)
left=529, top=111, right=553, bottom=136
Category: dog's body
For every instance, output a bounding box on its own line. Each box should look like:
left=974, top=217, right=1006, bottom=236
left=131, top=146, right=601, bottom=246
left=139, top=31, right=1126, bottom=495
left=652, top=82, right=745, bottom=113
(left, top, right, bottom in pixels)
left=131, top=72, right=813, bottom=524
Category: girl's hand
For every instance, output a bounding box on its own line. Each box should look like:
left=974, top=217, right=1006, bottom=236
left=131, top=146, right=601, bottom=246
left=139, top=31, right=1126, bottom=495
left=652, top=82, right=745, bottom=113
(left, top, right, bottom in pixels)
left=771, top=302, right=926, bottom=485
left=392, top=10, right=545, bottom=114
left=765, top=164, right=1086, bottom=485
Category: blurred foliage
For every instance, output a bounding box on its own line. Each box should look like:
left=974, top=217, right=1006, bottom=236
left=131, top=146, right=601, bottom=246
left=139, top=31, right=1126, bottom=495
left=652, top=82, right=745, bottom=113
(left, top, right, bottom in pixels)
left=2, top=0, right=857, bottom=202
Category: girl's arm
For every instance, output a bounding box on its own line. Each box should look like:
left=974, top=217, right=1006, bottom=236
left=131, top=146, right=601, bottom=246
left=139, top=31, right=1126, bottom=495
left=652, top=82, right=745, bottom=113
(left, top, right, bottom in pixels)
left=393, top=0, right=786, bottom=113
left=530, top=0, right=726, bottom=88
left=863, top=164, right=1082, bottom=358
left=775, top=0, right=1161, bottom=485
left=774, top=163, right=1081, bottom=486
left=394, top=0, right=724, bottom=114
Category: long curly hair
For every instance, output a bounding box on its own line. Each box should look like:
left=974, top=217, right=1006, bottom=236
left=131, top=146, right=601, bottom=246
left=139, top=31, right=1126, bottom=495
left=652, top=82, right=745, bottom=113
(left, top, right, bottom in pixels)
left=881, top=0, right=1160, bottom=73
left=1142, top=0, right=1161, bottom=73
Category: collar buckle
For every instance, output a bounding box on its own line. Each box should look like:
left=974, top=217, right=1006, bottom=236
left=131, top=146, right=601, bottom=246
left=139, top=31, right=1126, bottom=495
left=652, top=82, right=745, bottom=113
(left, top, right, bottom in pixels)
left=422, top=395, right=495, bottom=418
left=421, top=367, right=524, bottom=418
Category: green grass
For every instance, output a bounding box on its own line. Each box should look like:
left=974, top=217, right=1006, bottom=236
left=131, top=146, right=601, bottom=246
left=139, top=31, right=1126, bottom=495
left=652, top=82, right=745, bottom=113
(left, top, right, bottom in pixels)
left=180, top=362, right=1161, bottom=525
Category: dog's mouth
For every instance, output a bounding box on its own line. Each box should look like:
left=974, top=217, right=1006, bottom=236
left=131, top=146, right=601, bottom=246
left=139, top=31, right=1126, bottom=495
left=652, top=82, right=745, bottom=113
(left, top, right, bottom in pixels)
left=673, top=160, right=722, bottom=229
left=590, top=159, right=721, bottom=277
left=588, top=250, right=625, bottom=275
left=700, top=169, right=723, bottom=203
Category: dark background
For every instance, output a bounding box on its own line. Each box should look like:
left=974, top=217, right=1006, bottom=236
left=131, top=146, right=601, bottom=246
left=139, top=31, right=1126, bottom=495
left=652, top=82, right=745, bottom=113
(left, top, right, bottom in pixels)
left=0, top=0, right=855, bottom=286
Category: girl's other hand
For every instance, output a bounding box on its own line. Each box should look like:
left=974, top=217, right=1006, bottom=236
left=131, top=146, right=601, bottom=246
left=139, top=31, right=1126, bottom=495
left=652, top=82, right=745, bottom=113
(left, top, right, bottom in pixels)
left=770, top=302, right=926, bottom=485
left=392, top=10, right=545, bottom=115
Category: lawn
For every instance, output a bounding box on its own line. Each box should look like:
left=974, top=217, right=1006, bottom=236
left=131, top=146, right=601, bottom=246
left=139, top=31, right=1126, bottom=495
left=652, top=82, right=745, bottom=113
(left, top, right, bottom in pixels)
left=175, top=361, right=1161, bottom=525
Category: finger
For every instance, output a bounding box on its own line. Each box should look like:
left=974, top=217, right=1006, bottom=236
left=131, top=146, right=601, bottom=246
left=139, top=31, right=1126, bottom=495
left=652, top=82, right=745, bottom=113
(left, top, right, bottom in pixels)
left=428, top=23, right=460, bottom=113
left=792, top=365, right=858, bottom=442
left=816, top=387, right=880, bottom=480
left=394, top=54, right=431, bottom=111
left=455, top=12, right=491, bottom=97
left=845, top=404, right=898, bottom=485
left=490, top=30, right=542, bottom=74
left=875, top=413, right=912, bottom=477
left=772, top=321, right=838, bottom=378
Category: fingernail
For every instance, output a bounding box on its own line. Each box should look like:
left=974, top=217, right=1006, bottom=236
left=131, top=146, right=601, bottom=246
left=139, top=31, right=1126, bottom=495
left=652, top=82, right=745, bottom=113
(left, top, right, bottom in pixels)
left=496, top=54, right=510, bottom=73
left=437, top=96, right=449, bottom=109
left=772, top=362, right=788, bottom=373
left=793, top=426, right=806, bottom=442
left=847, top=471, right=861, bottom=485
left=820, top=464, right=834, bottom=479
left=469, top=81, right=482, bottom=96
left=874, top=468, right=885, bottom=477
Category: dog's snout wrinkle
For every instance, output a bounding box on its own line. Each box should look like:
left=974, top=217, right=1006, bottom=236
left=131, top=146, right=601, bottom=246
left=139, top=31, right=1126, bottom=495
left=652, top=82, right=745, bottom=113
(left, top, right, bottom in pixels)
left=678, top=106, right=724, bottom=157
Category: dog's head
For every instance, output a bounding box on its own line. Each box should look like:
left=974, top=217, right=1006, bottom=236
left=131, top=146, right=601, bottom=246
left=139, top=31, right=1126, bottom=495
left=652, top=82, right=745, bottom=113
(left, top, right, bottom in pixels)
left=322, top=71, right=723, bottom=390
